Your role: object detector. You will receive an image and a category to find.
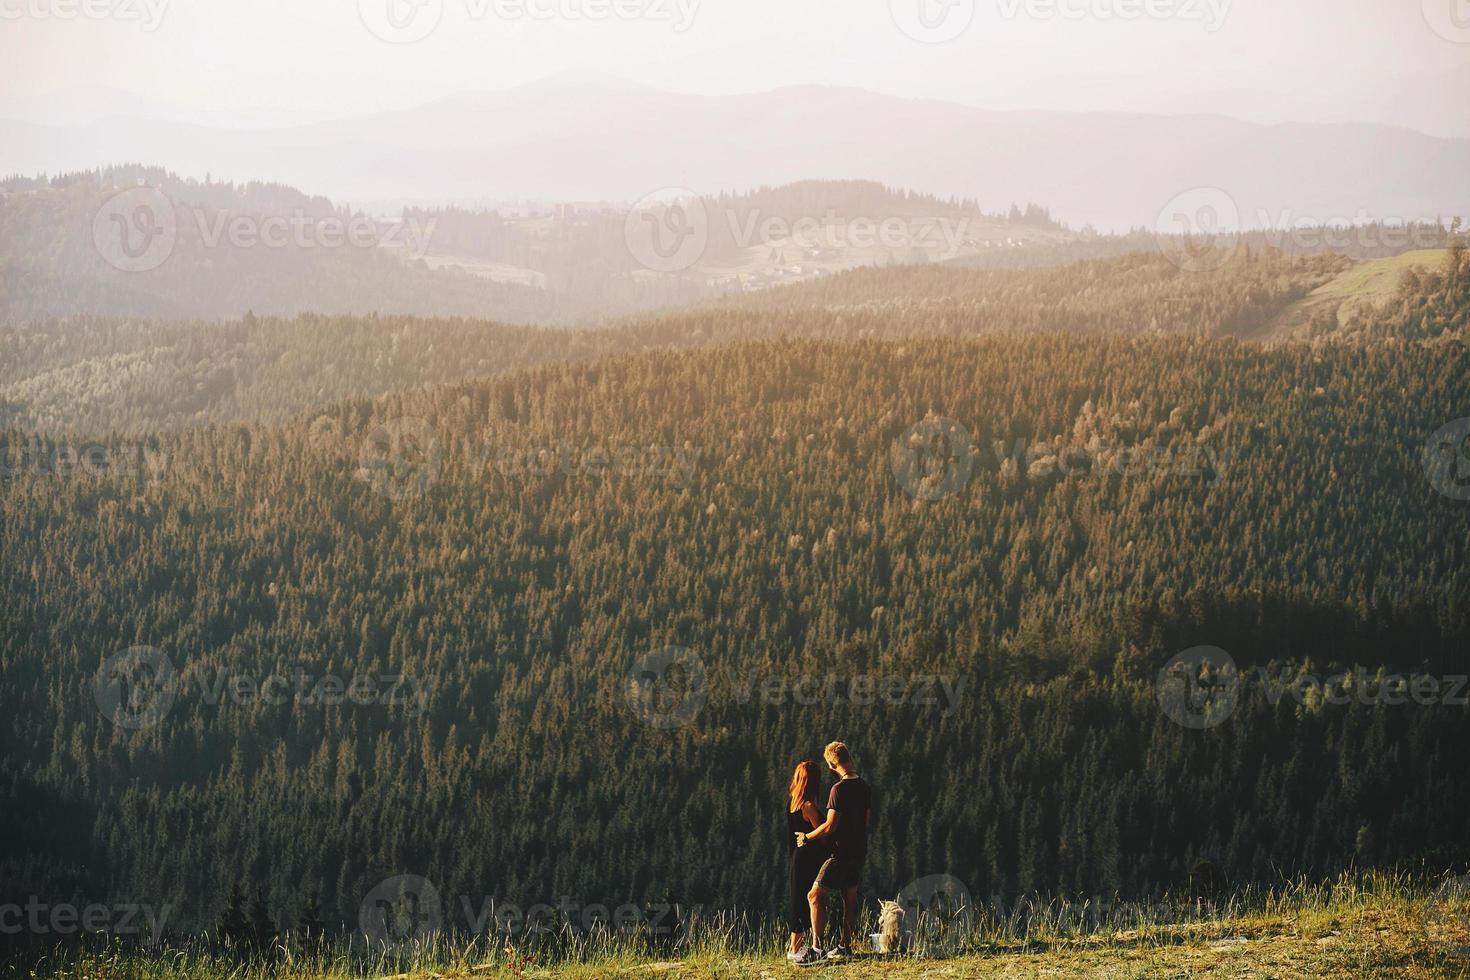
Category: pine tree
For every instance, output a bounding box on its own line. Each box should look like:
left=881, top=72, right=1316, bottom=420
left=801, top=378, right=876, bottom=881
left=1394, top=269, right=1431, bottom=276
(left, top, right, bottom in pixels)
left=298, top=890, right=326, bottom=948
left=249, top=890, right=277, bottom=952
left=218, top=884, right=249, bottom=947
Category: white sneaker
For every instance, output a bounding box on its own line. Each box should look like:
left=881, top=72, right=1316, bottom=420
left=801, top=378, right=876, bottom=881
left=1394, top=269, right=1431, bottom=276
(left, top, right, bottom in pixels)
left=786, top=947, right=808, bottom=962
left=794, top=947, right=827, bottom=966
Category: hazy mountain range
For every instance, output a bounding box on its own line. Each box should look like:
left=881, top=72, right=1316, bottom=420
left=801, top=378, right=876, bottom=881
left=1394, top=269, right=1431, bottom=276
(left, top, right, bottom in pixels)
left=3, top=74, right=1467, bottom=232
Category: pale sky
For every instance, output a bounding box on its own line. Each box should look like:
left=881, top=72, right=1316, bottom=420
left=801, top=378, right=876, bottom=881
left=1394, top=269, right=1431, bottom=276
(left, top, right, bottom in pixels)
left=2, top=0, right=1468, bottom=136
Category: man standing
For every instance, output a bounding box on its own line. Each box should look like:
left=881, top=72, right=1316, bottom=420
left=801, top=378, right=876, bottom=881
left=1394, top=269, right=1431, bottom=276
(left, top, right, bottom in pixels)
left=793, top=740, right=871, bottom=965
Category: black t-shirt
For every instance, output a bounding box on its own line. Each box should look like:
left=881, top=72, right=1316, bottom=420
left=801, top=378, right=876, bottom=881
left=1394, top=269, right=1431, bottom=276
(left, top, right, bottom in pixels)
left=826, top=776, right=871, bottom=859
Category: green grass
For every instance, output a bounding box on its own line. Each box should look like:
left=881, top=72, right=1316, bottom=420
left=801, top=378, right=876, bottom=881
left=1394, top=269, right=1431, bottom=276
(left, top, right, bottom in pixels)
left=17, top=872, right=1470, bottom=979
left=1263, top=249, right=1449, bottom=340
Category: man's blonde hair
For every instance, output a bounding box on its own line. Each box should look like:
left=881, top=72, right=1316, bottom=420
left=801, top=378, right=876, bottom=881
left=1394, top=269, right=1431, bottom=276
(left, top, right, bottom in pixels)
left=823, top=740, right=853, bottom=769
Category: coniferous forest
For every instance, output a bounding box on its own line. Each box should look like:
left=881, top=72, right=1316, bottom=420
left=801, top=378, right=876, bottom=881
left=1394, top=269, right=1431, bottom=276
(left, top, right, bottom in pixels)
left=4, top=249, right=1470, bottom=940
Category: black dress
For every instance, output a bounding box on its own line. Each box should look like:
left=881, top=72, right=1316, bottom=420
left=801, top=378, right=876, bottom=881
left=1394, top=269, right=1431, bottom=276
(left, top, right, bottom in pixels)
left=787, top=805, right=828, bottom=931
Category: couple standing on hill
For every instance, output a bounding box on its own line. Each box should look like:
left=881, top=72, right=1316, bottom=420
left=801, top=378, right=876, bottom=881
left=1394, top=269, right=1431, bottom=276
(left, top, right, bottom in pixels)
left=785, top=740, right=872, bottom=966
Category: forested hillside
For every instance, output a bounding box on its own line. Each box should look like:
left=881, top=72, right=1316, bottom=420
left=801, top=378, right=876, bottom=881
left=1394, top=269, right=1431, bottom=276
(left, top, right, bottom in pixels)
left=1, top=249, right=1364, bottom=434
left=3, top=334, right=1467, bottom=938
left=1, top=172, right=1069, bottom=324
left=407, top=179, right=1068, bottom=279
left=1326, top=240, right=1469, bottom=341
left=0, top=168, right=701, bottom=324
left=9, top=168, right=1448, bottom=330
left=719, top=248, right=1349, bottom=331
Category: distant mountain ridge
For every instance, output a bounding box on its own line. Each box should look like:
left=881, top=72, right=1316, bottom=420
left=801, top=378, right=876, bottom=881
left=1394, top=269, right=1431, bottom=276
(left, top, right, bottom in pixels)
left=6, top=246, right=1422, bottom=435
left=2, top=79, right=1467, bottom=230
left=0, top=169, right=1068, bottom=324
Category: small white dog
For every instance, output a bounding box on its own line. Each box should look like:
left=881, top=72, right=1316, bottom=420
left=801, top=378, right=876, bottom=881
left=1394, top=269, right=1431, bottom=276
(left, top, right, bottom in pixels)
left=876, top=899, right=905, bottom=954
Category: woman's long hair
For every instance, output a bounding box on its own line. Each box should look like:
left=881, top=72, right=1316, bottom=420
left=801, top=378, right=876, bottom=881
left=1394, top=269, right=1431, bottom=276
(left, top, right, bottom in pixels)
left=788, top=760, right=820, bottom=812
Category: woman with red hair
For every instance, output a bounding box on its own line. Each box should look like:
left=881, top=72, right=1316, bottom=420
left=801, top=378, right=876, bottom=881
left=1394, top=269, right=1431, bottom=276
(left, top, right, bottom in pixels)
left=785, top=759, right=827, bottom=961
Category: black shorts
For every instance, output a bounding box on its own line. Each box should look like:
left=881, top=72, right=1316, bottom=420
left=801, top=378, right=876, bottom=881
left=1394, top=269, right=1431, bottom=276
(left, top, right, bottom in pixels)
left=814, top=854, right=863, bottom=891
left=789, top=849, right=826, bottom=930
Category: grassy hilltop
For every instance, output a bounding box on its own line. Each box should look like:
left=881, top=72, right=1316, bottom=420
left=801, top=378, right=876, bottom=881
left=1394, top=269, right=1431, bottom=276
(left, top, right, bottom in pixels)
left=23, top=874, right=1470, bottom=979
